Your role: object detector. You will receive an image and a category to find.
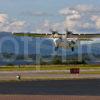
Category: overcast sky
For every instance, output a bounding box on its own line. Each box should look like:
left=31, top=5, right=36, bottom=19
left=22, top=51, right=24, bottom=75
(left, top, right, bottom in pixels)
left=0, top=0, right=100, bottom=33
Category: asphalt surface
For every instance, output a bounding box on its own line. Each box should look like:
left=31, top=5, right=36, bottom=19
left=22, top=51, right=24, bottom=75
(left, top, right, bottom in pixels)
left=0, top=79, right=100, bottom=95
left=0, top=79, right=100, bottom=100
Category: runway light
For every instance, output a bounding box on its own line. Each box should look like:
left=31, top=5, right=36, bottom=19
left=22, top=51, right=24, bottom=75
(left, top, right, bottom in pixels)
left=16, top=75, right=21, bottom=80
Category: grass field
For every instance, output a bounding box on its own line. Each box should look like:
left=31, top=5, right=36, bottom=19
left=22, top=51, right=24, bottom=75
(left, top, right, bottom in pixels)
left=14, top=33, right=93, bottom=40
left=0, top=64, right=100, bottom=71
left=0, top=65, right=99, bottom=81
left=14, top=33, right=48, bottom=37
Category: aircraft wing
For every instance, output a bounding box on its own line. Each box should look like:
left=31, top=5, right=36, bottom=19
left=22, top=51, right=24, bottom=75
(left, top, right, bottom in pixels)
left=77, top=38, right=93, bottom=41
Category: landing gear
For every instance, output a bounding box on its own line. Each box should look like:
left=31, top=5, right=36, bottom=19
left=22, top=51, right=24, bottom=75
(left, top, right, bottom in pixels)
left=55, top=46, right=59, bottom=51
left=70, top=41, right=76, bottom=52
left=71, top=47, right=74, bottom=52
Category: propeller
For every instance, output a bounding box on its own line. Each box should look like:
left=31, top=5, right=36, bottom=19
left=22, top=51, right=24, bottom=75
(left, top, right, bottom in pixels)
left=50, top=29, right=59, bottom=34
left=65, top=28, right=73, bottom=38
left=49, top=29, right=60, bottom=38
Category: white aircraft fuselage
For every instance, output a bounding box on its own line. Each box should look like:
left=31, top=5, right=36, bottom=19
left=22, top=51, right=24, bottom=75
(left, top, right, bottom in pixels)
left=50, top=37, right=79, bottom=51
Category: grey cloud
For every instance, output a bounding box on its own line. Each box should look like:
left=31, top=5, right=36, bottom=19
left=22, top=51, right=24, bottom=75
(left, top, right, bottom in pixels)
left=20, top=11, right=54, bottom=17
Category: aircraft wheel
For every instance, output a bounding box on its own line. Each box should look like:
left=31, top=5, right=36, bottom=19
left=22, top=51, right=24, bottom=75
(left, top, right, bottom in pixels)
left=55, top=46, right=59, bottom=51
left=71, top=47, right=74, bottom=52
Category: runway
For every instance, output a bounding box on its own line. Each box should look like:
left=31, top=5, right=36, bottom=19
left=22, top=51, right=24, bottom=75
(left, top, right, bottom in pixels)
left=0, top=71, right=100, bottom=100
left=0, top=79, right=99, bottom=95
left=0, top=79, right=100, bottom=100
